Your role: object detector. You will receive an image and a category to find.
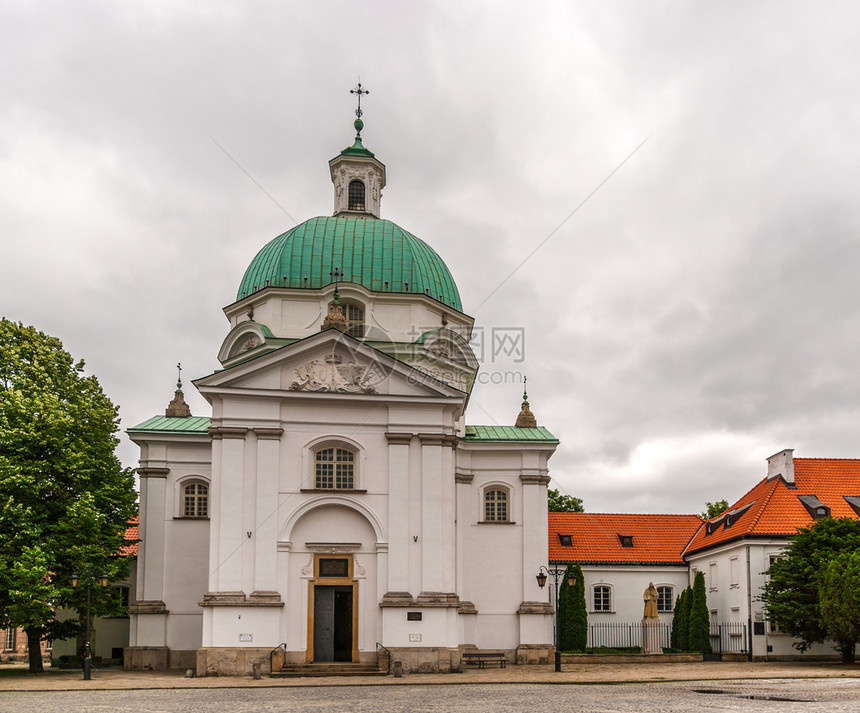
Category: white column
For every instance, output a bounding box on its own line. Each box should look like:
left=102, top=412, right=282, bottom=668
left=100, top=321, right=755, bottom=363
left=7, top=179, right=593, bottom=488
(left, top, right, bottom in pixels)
left=440, top=436, right=456, bottom=592
left=137, top=470, right=167, bottom=602
left=520, top=473, right=550, bottom=603
left=210, top=427, right=247, bottom=593
left=385, top=434, right=412, bottom=594
left=254, top=428, right=283, bottom=593
left=419, top=434, right=444, bottom=593
left=454, top=472, right=473, bottom=603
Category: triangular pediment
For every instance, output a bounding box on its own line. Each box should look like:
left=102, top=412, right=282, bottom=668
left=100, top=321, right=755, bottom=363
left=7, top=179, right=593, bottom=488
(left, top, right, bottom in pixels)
left=194, top=330, right=466, bottom=400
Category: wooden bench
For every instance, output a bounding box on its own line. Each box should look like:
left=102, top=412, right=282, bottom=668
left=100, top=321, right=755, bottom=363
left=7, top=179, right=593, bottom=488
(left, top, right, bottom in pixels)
left=462, top=651, right=506, bottom=668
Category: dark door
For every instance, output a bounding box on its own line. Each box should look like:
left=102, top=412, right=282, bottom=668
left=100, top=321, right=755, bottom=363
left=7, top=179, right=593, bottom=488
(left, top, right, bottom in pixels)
left=333, top=588, right=353, bottom=661
left=313, top=585, right=353, bottom=662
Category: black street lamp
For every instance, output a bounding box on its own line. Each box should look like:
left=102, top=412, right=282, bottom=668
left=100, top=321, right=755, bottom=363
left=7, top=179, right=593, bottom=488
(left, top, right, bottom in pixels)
left=71, top=571, right=109, bottom=680
left=536, top=564, right=576, bottom=672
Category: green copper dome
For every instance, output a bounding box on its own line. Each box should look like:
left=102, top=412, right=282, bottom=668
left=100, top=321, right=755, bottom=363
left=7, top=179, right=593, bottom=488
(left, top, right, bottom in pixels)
left=237, top=216, right=463, bottom=311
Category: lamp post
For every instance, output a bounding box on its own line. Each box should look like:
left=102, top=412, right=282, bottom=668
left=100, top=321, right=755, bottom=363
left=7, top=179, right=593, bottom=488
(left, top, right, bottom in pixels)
left=71, top=571, right=109, bottom=680
left=536, top=564, right=576, bottom=672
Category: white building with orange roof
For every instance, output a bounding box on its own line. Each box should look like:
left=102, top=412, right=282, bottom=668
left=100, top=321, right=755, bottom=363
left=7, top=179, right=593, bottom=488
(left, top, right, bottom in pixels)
left=548, top=512, right=702, bottom=645
left=683, top=449, right=860, bottom=660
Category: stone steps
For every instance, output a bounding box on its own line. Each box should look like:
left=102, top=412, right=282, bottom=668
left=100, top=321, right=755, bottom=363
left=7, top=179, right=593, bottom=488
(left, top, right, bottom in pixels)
left=271, top=662, right=387, bottom=678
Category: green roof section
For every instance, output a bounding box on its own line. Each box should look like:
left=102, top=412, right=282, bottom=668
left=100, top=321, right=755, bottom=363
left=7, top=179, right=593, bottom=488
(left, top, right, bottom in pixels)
left=463, top=425, right=559, bottom=443
left=236, top=216, right=463, bottom=311
left=128, top=415, right=212, bottom=434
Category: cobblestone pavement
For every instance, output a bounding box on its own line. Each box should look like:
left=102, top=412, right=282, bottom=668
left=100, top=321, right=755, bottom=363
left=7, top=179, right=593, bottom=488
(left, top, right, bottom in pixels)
left=1, top=661, right=857, bottom=691
left=1, top=678, right=860, bottom=712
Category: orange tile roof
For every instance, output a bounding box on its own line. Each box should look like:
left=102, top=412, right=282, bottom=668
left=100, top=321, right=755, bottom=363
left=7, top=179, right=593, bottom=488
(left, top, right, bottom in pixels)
left=684, top=458, right=860, bottom=555
left=549, top=512, right=703, bottom=564
left=120, top=516, right=139, bottom=557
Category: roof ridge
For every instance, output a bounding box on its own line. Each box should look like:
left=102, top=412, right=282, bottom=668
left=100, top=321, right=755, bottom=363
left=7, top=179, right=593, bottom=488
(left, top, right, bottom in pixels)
left=745, top=476, right=780, bottom=533
left=794, top=457, right=860, bottom=462
left=550, top=511, right=701, bottom=518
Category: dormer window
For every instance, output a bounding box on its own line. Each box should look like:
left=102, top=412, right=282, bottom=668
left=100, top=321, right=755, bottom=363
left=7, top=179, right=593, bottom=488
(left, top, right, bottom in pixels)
left=558, top=534, right=573, bottom=547
left=348, top=180, right=366, bottom=211
left=618, top=534, right=633, bottom=547
left=798, top=494, right=830, bottom=520
left=844, top=496, right=860, bottom=517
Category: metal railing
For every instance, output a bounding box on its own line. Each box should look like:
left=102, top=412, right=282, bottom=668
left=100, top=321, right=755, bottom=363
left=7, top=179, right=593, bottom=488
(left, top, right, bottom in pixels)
left=376, top=642, right=392, bottom=673
left=585, top=621, right=671, bottom=651
left=582, top=621, right=750, bottom=654
left=268, top=642, right=288, bottom=673
left=709, top=622, right=749, bottom=654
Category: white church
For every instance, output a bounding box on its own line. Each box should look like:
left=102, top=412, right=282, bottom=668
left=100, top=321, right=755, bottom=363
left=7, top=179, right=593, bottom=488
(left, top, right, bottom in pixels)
left=126, top=107, right=560, bottom=675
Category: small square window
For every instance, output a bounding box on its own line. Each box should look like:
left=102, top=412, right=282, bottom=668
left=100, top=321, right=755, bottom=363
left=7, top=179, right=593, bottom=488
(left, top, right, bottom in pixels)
left=557, top=534, right=573, bottom=546
left=618, top=534, right=633, bottom=547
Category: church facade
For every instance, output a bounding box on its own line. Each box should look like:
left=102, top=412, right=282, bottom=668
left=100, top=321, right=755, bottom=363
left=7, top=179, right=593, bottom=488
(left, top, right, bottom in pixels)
left=126, top=115, right=559, bottom=674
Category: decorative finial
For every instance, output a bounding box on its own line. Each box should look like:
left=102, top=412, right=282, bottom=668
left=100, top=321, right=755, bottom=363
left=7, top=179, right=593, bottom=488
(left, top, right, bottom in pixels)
left=329, top=267, right=344, bottom=302
left=166, top=362, right=192, bottom=418
left=515, top=376, right=537, bottom=428
left=350, top=81, right=369, bottom=120
left=350, top=81, right=369, bottom=140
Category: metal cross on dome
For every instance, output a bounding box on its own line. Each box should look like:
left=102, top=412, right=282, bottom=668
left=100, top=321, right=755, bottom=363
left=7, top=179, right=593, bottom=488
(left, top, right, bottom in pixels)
left=176, top=362, right=182, bottom=390
left=350, top=82, right=369, bottom=118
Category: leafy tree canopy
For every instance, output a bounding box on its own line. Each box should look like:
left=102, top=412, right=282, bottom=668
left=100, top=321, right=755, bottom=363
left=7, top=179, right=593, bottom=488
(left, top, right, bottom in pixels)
left=761, top=517, right=860, bottom=663
left=701, top=499, right=729, bottom=520
left=818, top=550, right=860, bottom=663
left=548, top=488, right=584, bottom=513
left=0, top=319, right=137, bottom=672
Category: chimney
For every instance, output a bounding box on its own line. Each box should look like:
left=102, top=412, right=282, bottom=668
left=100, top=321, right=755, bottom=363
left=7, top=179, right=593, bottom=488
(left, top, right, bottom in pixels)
left=766, top=449, right=794, bottom=484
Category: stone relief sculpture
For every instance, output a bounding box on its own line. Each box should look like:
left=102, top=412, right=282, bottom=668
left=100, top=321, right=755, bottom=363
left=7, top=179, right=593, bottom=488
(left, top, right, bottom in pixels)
left=289, top=354, right=381, bottom=394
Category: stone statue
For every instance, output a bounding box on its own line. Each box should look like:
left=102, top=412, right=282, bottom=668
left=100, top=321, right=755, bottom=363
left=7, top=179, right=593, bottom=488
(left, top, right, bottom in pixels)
left=643, top=582, right=659, bottom=620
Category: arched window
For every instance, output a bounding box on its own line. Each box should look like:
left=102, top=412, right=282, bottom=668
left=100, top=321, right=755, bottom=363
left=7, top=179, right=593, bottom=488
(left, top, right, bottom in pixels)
left=593, top=585, right=612, bottom=612
left=330, top=301, right=364, bottom=338
left=315, top=447, right=355, bottom=489
left=183, top=482, right=208, bottom=518
left=484, top=488, right=508, bottom=522
left=348, top=180, right=365, bottom=211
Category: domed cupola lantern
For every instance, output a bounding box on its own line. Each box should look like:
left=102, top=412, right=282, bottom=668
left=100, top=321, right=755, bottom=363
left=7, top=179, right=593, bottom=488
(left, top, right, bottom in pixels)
left=329, top=82, right=386, bottom=218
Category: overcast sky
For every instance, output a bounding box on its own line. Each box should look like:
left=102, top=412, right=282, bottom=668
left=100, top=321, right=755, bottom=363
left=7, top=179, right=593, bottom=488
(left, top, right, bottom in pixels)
left=3, top=1, right=860, bottom=515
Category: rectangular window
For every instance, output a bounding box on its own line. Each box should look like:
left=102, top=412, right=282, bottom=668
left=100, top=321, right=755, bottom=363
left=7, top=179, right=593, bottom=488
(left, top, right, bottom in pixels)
left=4, top=628, right=15, bottom=651
left=708, top=562, right=718, bottom=591
left=593, top=586, right=611, bottom=612
left=656, top=586, right=673, bottom=612
left=730, top=557, right=740, bottom=587
left=117, top=585, right=130, bottom=609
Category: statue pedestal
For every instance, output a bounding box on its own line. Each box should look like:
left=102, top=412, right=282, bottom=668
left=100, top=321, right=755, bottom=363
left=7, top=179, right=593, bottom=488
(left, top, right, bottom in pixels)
left=641, top=619, right=662, bottom=655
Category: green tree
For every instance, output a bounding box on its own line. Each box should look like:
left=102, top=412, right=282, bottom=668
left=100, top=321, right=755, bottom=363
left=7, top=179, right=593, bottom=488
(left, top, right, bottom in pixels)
left=670, top=587, right=690, bottom=651
left=0, top=319, right=137, bottom=672
left=557, top=563, right=587, bottom=652
left=687, top=571, right=712, bottom=654
left=701, top=500, right=729, bottom=520
left=762, top=517, right=860, bottom=663
left=818, top=551, right=860, bottom=663
left=548, top=488, right=584, bottom=513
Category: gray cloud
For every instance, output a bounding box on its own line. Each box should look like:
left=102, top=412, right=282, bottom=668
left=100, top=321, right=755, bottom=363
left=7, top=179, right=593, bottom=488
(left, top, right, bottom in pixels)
left=3, top=0, right=859, bottom=514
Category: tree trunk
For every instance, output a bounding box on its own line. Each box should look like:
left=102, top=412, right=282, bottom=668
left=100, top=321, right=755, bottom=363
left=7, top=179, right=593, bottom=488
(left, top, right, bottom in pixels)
left=840, top=640, right=856, bottom=664
left=25, top=628, right=45, bottom=673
